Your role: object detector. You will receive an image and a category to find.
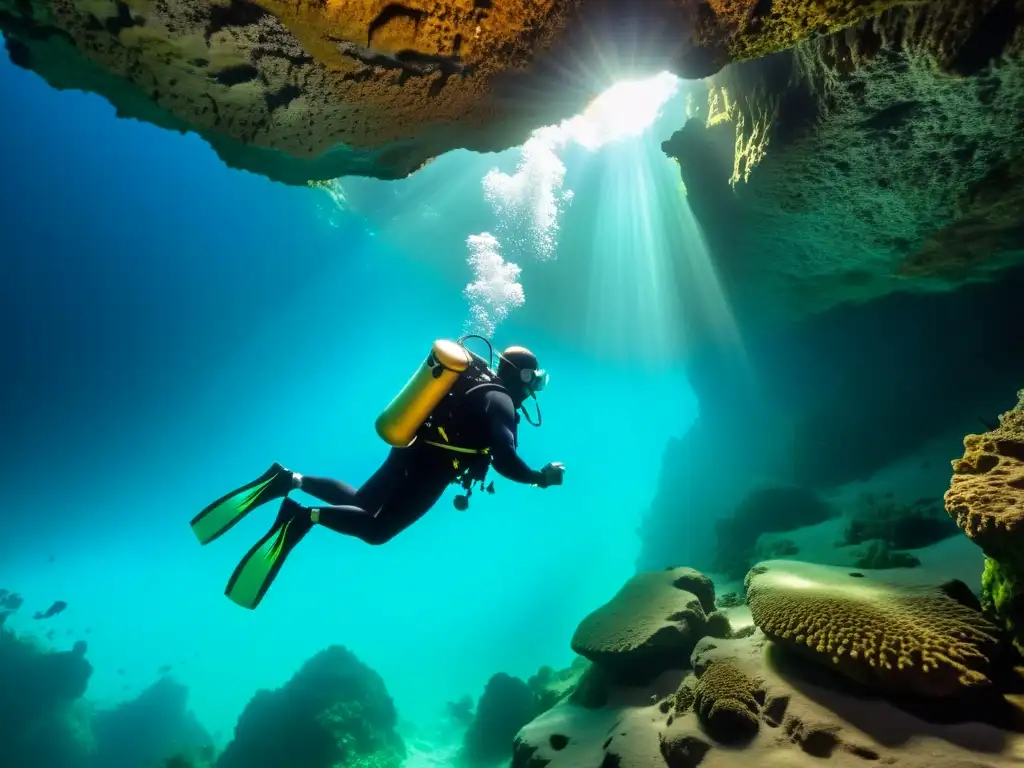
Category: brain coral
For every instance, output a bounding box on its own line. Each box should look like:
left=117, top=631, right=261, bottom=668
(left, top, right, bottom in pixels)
left=692, top=660, right=763, bottom=744
left=744, top=560, right=999, bottom=698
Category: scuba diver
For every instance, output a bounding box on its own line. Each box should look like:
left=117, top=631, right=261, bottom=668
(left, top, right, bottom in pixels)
left=190, top=337, right=565, bottom=610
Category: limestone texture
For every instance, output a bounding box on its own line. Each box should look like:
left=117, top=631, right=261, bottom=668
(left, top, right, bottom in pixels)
left=513, top=628, right=1024, bottom=768
left=664, top=0, right=1024, bottom=337
left=946, top=389, right=1024, bottom=654
left=0, top=0, right=912, bottom=184
left=745, top=559, right=1000, bottom=698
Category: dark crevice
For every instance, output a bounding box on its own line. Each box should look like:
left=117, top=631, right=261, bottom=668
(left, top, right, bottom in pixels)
left=995, top=439, right=1024, bottom=462
left=0, top=12, right=75, bottom=47
left=368, top=3, right=425, bottom=47
left=103, top=2, right=140, bottom=35
left=427, top=72, right=450, bottom=97
left=251, top=48, right=312, bottom=66
left=751, top=0, right=773, bottom=20
left=213, top=63, right=259, bottom=86
left=205, top=0, right=268, bottom=42
left=265, top=83, right=301, bottom=112
left=861, top=100, right=920, bottom=131
left=948, top=0, right=1019, bottom=76
left=336, top=40, right=468, bottom=77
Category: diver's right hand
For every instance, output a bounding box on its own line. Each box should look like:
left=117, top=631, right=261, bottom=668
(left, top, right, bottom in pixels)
left=538, top=462, right=565, bottom=488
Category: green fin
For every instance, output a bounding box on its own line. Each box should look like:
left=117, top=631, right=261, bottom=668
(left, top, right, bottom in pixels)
left=224, top=500, right=313, bottom=610
left=191, top=463, right=292, bottom=545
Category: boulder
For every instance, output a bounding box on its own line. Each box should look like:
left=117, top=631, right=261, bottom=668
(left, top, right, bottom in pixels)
left=216, top=645, right=404, bottom=768
left=571, top=568, right=715, bottom=684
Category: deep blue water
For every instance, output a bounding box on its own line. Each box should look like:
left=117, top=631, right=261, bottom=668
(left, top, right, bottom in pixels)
left=0, top=54, right=698, bottom=744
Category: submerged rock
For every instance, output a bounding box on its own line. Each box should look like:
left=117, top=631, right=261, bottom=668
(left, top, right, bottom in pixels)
left=92, top=676, right=213, bottom=768
left=461, top=673, right=539, bottom=768
left=946, top=388, right=1024, bottom=654
left=216, top=645, right=404, bottom=768
left=0, top=628, right=94, bottom=767
left=745, top=559, right=999, bottom=697
left=571, top=568, right=716, bottom=684
left=714, top=486, right=834, bottom=579
left=514, top=622, right=1024, bottom=768
left=844, top=493, right=960, bottom=551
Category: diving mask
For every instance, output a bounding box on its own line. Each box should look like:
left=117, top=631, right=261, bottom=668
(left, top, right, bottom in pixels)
left=522, top=367, right=549, bottom=394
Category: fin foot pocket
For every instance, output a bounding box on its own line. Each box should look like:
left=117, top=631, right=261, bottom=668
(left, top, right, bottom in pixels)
left=224, top=498, right=313, bottom=610
left=191, top=462, right=293, bottom=545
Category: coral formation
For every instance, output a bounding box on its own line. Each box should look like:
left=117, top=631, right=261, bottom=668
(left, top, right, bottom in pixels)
left=0, top=0, right=913, bottom=184
left=216, top=645, right=404, bottom=768
left=714, top=486, right=833, bottom=578
left=745, top=559, right=1000, bottom=697
left=691, top=659, right=763, bottom=744
left=571, top=567, right=715, bottom=683
left=946, top=389, right=1024, bottom=653
left=513, top=569, right=1024, bottom=768
left=461, top=673, right=539, bottom=767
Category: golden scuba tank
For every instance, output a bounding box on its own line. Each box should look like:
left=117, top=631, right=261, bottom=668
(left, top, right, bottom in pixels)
left=375, top=339, right=473, bottom=448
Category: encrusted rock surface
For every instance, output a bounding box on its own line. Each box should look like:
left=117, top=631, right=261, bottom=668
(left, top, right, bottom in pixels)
left=0, top=0, right=911, bottom=183
left=946, top=389, right=1024, bottom=654
left=665, top=0, right=1024, bottom=336
left=571, top=568, right=716, bottom=684
left=514, top=628, right=1024, bottom=768
left=745, top=559, right=1000, bottom=698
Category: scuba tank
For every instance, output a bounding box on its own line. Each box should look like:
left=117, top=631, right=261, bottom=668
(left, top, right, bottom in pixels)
left=375, top=339, right=473, bottom=448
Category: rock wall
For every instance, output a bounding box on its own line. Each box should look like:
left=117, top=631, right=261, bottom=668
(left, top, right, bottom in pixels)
left=665, top=0, right=1024, bottom=336
left=638, top=265, right=1024, bottom=574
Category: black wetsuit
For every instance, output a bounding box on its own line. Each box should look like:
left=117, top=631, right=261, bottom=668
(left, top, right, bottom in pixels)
left=297, top=386, right=542, bottom=545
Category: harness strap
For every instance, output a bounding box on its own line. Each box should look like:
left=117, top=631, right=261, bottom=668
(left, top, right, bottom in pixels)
left=422, top=440, right=490, bottom=455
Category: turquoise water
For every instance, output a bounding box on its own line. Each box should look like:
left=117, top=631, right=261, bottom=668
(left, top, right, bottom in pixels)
left=0, top=53, right=699, bottom=755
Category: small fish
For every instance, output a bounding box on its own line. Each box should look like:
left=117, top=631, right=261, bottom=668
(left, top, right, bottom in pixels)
left=158, top=664, right=173, bottom=675
left=47, top=555, right=56, bottom=564
left=0, top=591, right=24, bottom=611
left=117, top=668, right=126, bottom=675
left=33, top=600, right=67, bottom=620
left=46, top=629, right=56, bottom=640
